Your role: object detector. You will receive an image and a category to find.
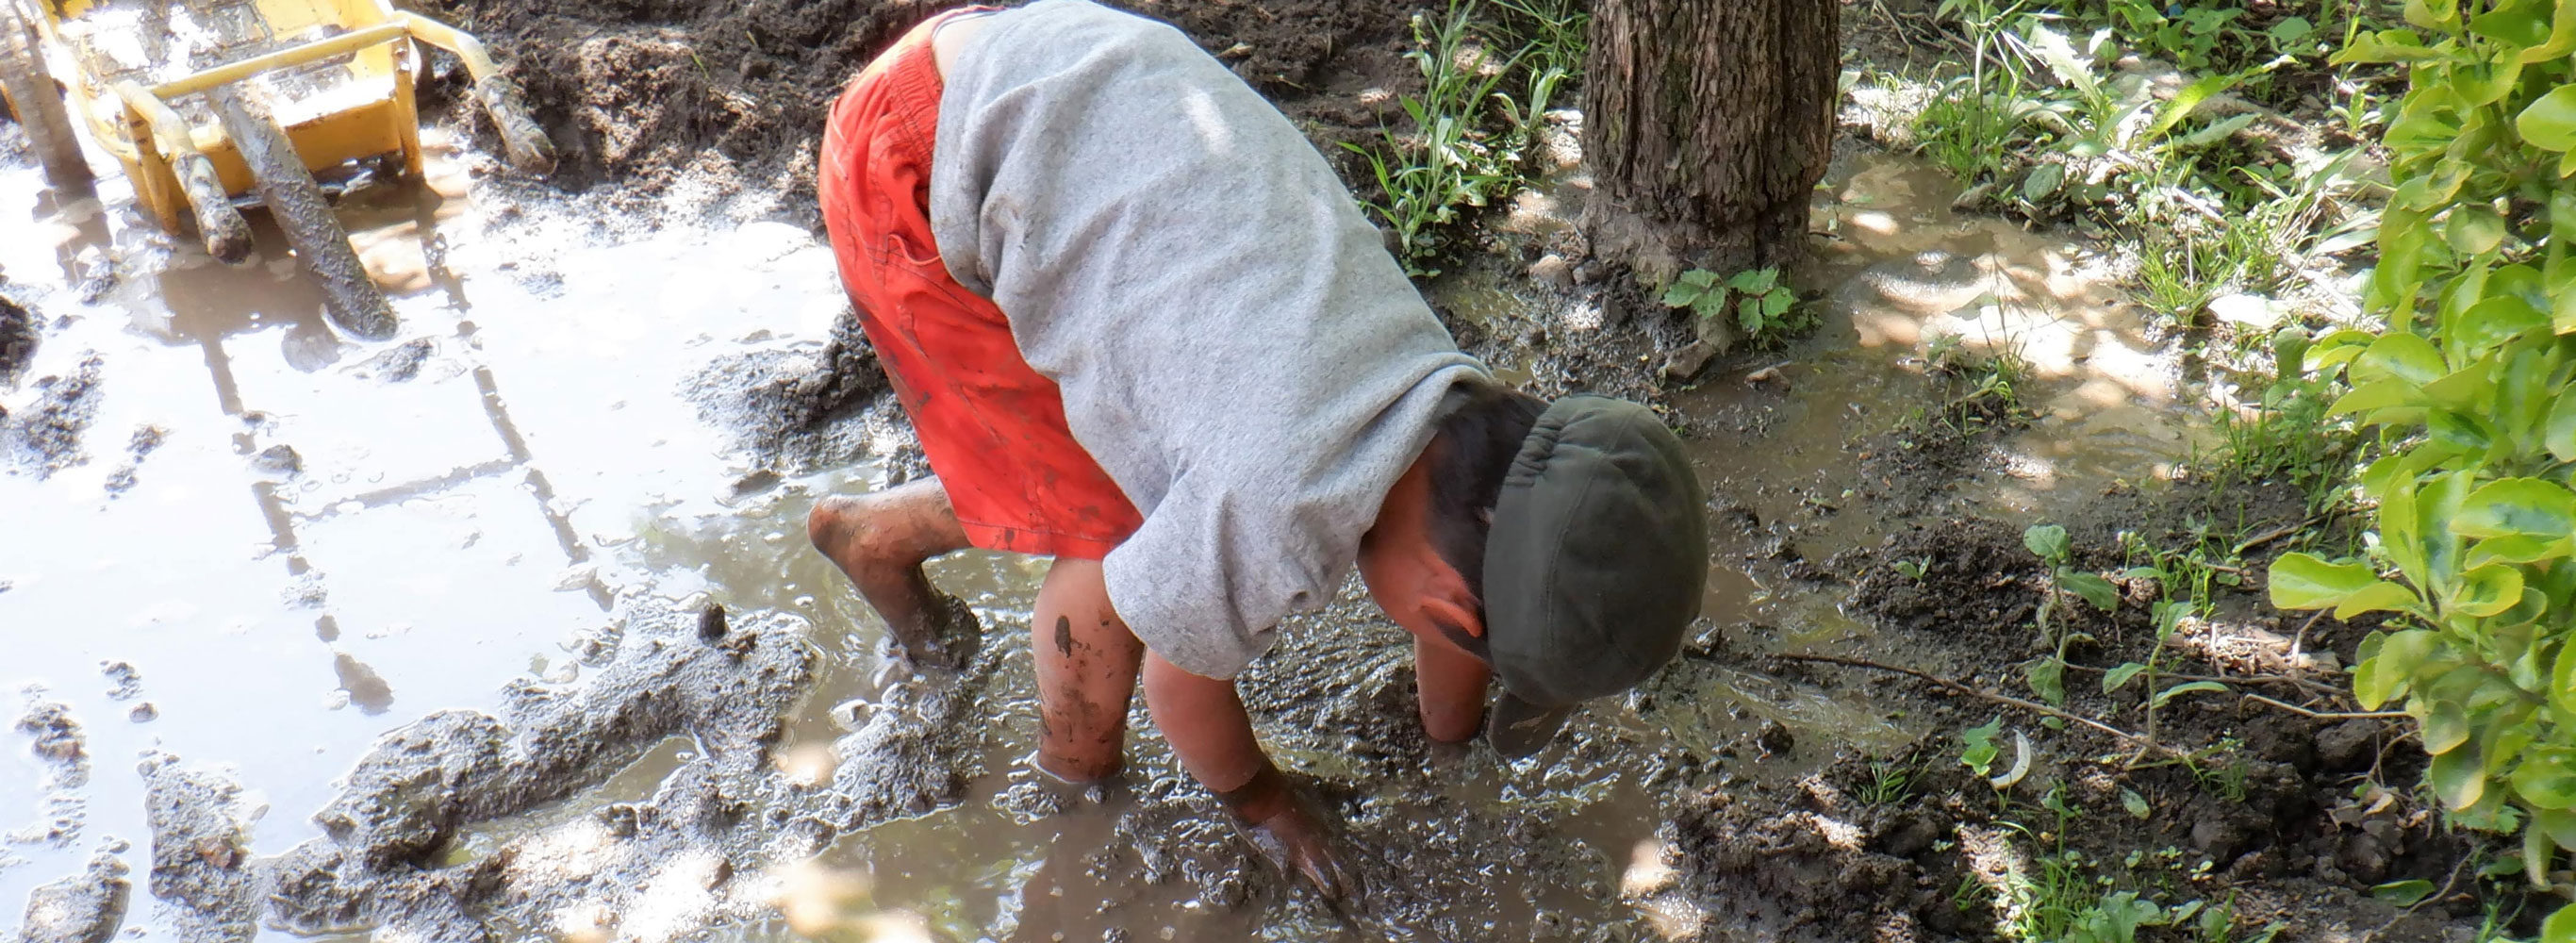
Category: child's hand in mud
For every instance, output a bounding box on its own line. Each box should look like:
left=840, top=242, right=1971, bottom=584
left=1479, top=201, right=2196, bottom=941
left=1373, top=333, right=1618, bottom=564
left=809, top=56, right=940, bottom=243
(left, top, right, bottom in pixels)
left=1237, top=787, right=1359, bottom=902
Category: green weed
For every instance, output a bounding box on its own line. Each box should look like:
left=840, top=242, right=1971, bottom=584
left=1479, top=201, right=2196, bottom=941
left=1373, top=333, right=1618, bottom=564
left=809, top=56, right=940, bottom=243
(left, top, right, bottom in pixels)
left=1860, top=757, right=1917, bottom=806
left=1343, top=0, right=1564, bottom=276
left=1660, top=267, right=1811, bottom=348
left=1921, top=334, right=2032, bottom=435
left=2022, top=522, right=2121, bottom=707
left=1958, top=716, right=2006, bottom=779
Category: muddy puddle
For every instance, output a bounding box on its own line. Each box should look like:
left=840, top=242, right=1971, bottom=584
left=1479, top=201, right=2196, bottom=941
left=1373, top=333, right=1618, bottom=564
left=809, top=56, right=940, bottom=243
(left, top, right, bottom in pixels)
left=7, top=109, right=2216, bottom=942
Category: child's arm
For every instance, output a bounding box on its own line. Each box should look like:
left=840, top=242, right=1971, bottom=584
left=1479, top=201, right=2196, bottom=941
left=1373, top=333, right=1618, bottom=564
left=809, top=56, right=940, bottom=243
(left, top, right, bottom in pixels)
left=1141, top=652, right=1354, bottom=899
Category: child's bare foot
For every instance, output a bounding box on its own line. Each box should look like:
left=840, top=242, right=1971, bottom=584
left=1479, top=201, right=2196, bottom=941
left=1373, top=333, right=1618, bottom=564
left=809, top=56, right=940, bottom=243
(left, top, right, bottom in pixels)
left=808, top=487, right=980, bottom=671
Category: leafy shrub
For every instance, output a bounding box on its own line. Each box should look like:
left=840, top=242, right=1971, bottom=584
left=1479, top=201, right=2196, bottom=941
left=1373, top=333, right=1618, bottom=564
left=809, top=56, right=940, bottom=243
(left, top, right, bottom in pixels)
left=2263, top=1, right=2576, bottom=930
left=1660, top=267, right=1809, bottom=346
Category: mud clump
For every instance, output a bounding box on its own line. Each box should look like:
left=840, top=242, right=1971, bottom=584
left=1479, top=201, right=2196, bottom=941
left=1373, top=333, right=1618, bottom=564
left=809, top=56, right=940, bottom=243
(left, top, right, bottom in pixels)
left=5, top=353, right=104, bottom=477
left=141, top=760, right=258, bottom=943
left=0, top=293, right=36, bottom=387
left=685, top=309, right=894, bottom=474
left=15, top=847, right=134, bottom=943
left=18, top=700, right=89, bottom=772
left=264, top=599, right=819, bottom=941
left=103, top=425, right=168, bottom=496
left=350, top=338, right=437, bottom=383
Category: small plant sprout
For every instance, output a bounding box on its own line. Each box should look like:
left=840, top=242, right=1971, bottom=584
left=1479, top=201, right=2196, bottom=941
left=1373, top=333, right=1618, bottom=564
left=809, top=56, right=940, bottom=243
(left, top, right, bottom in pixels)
left=2021, top=523, right=2119, bottom=706
left=1959, top=716, right=2005, bottom=778
left=1958, top=717, right=2032, bottom=790
left=1660, top=267, right=1813, bottom=348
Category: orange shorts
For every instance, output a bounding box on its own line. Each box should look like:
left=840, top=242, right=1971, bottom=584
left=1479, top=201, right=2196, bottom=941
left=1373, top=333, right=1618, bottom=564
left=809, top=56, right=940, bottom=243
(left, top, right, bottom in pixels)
left=817, top=12, right=1144, bottom=559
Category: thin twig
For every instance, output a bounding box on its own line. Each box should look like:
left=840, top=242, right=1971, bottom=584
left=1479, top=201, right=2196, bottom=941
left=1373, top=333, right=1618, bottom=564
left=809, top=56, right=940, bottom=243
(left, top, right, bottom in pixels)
left=2231, top=516, right=2324, bottom=555
left=1773, top=653, right=2188, bottom=760
left=2243, top=693, right=2406, bottom=720
left=2057, top=661, right=2343, bottom=698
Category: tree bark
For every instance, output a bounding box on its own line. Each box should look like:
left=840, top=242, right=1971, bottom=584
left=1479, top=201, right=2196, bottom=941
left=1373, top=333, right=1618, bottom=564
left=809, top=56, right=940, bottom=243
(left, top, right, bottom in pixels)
left=1581, top=0, right=1839, bottom=281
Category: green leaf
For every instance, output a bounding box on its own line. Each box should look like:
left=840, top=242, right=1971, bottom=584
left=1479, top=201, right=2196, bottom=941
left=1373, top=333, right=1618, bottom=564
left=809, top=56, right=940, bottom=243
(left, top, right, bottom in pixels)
left=2458, top=295, right=2551, bottom=355
left=2529, top=825, right=2553, bottom=889
left=2546, top=390, right=2576, bottom=462
left=1660, top=283, right=1705, bottom=308
left=2268, top=553, right=2380, bottom=609
left=2557, top=635, right=2576, bottom=715
left=2358, top=629, right=2439, bottom=709
left=2328, top=379, right=2426, bottom=418
left=2546, top=899, right=2576, bottom=943
left=2023, top=21, right=2100, bottom=98
left=2422, top=700, right=2472, bottom=754
left=2023, top=524, right=2071, bottom=562
left=2025, top=658, right=2067, bottom=706
left=2472, top=0, right=2553, bottom=46
left=1726, top=268, right=1777, bottom=293
left=2527, top=0, right=2576, bottom=60
left=2336, top=580, right=2423, bottom=620
left=2153, top=680, right=2229, bottom=707
left=2430, top=744, right=2488, bottom=810
left=2445, top=205, right=2509, bottom=255
left=2455, top=478, right=2576, bottom=540
left=1761, top=290, right=1792, bottom=319
left=2517, top=749, right=2576, bottom=809
left=2062, top=571, right=2120, bottom=611
left=2467, top=535, right=2573, bottom=567
left=2452, top=563, right=2528, bottom=617
left=2104, top=662, right=2148, bottom=693
left=2370, top=879, right=2436, bottom=907
left=2353, top=332, right=2447, bottom=386
left=2121, top=786, right=2149, bottom=819
left=2518, top=85, right=2576, bottom=152
left=2269, top=15, right=2316, bottom=45
left=1738, top=297, right=1763, bottom=332
left=2536, top=806, right=2576, bottom=850
left=2150, top=72, right=2243, bottom=138
left=2021, top=161, right=2065, bottom=203
left=2177, top=112, right=2259, bottom=149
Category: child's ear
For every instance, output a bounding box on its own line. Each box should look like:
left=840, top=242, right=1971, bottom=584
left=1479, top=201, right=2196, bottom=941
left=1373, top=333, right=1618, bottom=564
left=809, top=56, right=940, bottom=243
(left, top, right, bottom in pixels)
left=1422, top=596, right=1483, bottom=638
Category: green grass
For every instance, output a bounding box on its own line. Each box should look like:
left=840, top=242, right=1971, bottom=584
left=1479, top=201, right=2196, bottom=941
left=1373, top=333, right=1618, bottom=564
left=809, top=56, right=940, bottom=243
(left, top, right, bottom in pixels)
left=1343, top=0, right=1571, bottom=276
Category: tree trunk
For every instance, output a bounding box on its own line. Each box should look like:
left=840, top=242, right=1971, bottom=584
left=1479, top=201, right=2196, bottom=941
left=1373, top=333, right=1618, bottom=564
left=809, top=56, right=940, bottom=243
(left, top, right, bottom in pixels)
left=1581, top=0, right=1839, bottom=282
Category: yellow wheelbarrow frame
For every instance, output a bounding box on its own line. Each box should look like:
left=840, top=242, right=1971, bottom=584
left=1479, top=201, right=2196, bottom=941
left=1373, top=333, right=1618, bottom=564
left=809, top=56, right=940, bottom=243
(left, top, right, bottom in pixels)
left=19, top=0, right=552, bottom=256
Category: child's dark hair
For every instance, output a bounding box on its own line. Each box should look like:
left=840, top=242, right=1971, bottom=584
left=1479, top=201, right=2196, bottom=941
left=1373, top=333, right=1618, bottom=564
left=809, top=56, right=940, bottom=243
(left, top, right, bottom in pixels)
left=1422, top=379, right=1546, bottom=656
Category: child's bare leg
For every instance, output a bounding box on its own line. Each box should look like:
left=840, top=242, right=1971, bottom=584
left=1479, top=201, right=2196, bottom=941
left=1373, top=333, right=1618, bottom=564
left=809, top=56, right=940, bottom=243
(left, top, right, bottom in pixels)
left=1029, top=558, right=1144, bottom=782
left=807, top=478, right=981, bottom=669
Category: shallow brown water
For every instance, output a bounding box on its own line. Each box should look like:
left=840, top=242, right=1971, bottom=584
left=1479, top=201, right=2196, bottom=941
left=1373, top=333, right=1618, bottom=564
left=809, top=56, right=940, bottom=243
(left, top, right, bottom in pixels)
left=3, top=135, right=2206, bottom=942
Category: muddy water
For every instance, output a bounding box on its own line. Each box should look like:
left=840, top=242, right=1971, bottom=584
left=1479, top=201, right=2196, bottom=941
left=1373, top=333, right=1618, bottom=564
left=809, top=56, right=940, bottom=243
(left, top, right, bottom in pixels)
left=4, top=132, right=2206, bottom=943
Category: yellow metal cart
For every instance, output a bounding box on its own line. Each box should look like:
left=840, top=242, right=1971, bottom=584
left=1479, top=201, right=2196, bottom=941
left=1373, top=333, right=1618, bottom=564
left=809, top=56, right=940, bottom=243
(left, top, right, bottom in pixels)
left=0, top=0, right=552, bottom=337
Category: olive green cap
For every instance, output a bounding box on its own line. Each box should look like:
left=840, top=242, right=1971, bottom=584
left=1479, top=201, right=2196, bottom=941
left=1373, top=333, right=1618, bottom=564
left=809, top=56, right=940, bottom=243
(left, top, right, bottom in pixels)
left=1481, top=395, right=1707, bottom=757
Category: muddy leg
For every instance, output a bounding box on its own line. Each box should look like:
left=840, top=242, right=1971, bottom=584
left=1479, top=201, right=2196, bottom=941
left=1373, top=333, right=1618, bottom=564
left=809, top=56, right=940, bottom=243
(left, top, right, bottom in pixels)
left=807, top=478, right=981, bottom=670
left=1030, top=558, right=1144, bottom=783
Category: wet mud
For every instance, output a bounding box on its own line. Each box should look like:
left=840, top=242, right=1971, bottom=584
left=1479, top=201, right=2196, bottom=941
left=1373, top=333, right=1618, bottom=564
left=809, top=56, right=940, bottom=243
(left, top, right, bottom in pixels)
left=3, top=351, right=101, bottom=477
left=0, top=0, right=2487, bottom=936
left=417, top=0, right=1418, bottom=227
left=263, top=599, right=817, bottom=939
left=13, top=847, right=129, bottom=943
left=685, top=309, right=895, bottom=477
left=0, top=293, right=34, bottom=387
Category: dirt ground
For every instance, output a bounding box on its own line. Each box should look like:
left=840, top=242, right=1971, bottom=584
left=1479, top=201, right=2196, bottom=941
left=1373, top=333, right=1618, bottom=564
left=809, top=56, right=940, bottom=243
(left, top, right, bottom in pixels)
left=1, top=0, right=2504, bottom=939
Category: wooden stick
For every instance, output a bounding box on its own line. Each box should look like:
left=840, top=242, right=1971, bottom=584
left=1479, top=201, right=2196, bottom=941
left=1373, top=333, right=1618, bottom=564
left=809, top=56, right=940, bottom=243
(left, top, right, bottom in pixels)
left=2242, top=693, right=2406, bottom=720
left=1771, top=653, right=2188, bottom=760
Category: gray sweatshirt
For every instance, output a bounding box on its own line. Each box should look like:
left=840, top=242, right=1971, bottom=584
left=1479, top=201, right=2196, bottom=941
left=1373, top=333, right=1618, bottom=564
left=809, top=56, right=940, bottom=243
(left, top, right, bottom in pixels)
left=929, top=0, right=1489, bottom=678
